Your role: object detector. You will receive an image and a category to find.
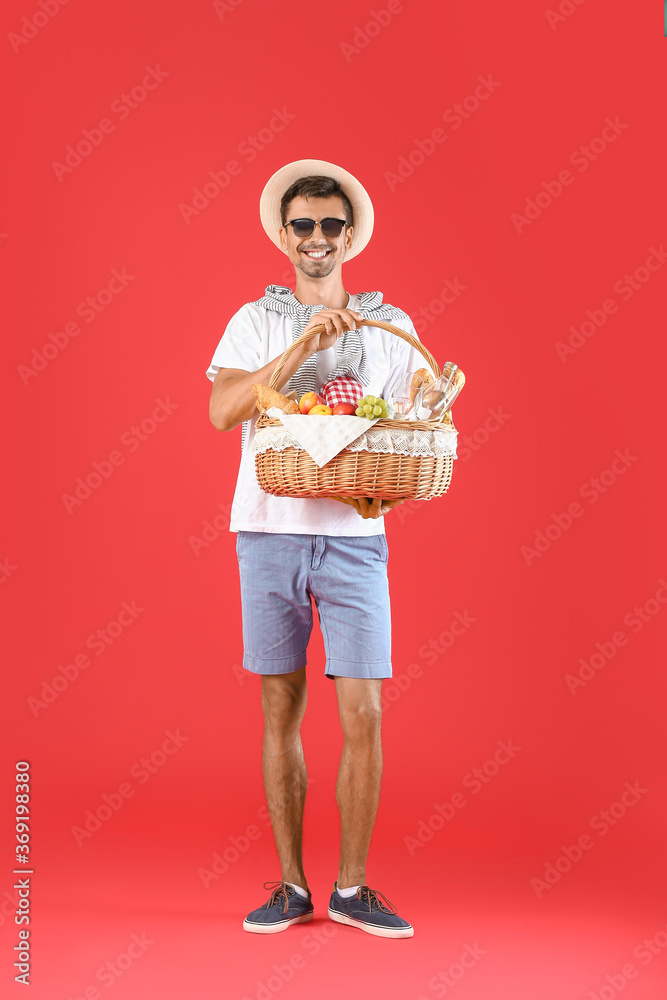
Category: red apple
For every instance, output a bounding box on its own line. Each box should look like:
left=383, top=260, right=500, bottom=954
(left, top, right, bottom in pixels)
left=332, top=402, right=357, bottom=415
left=298, top=391, right=324, bottom=414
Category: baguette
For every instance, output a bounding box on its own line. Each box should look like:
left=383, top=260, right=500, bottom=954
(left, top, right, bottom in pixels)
left=251, top=383, right=300, bottom=414
left=443, top=364, right=465, bottom=395
left=410, top=367, right=434, bottom=402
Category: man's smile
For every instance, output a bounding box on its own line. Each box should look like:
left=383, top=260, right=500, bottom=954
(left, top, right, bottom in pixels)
left=301, top=248, right=333, bottom=259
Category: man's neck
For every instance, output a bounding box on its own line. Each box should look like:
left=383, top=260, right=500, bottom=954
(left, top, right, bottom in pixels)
left=293, top=270, right=349, bottom=308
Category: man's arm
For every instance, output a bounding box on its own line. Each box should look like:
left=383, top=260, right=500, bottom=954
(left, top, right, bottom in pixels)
left=209, top=306, right=364, bottom=432
left=209, top=347, right=310, bottom=432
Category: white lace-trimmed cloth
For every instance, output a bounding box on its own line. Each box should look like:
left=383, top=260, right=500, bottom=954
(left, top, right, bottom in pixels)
left=253, top=406, right=458, bottom=469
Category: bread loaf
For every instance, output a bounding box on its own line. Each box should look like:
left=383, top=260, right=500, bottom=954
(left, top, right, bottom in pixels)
left=443, top=364, right=465, bottom=394
left=251, top=383, right=300, bottom=414
left=410, top=368, right=434, bottom=403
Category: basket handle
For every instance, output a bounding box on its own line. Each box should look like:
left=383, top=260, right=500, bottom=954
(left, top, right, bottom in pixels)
left=268, top=319, right=441, bottom=391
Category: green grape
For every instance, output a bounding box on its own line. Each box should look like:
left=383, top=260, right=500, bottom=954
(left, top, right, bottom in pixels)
left=356, top=394, right=389, bottom=418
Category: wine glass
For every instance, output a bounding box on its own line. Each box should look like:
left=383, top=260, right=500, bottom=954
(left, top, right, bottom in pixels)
left=413, top=365, right=463, bottom=422
left=386, top=372, right=425, bottom=419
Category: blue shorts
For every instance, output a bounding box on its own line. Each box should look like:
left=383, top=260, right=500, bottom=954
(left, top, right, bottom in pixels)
left=235, top=531, right=392, bottom=680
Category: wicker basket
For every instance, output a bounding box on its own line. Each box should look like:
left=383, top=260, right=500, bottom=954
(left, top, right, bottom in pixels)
left=254, top=319, right=458, bottom=501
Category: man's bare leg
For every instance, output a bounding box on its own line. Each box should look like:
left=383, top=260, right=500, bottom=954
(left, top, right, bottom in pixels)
left=261, top=667, right=310, bottom=891
left=333, top=676, right=384, bottom=887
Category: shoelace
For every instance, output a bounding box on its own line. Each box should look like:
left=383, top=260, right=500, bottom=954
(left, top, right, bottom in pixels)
left=262, top=880, right=296, bottom=914
left=355, top=885, right=397, bottom=915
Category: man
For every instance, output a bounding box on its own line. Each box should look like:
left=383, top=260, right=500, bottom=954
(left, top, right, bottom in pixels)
left=206, top=159, right=425, bottom=938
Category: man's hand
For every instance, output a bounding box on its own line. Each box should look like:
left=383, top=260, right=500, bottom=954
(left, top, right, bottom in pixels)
left=332, top=496, right=406, bottom=518
left=356, top=497, right=406, bottom=519
left=302, top=308, right=365, bottom=353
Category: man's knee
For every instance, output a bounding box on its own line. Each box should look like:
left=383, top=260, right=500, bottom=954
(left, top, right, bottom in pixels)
left=261, top=670, right=307, bottom=726
left=338, top=690, right=383, bottom=740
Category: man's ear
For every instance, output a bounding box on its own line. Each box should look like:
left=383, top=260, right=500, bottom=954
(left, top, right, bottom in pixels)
left=345, top=225, right=354, bottom=251
left=279, top=226, right=288, bottom=253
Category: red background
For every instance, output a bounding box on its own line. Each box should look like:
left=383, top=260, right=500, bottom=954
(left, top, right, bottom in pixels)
left=2, top=1, right=666, bottom=997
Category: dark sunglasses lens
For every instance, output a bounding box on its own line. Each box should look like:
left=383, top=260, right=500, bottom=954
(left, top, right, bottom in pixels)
left=291, top=219, right=315, bottom=238
left=321, top=219, right=345, bottom=237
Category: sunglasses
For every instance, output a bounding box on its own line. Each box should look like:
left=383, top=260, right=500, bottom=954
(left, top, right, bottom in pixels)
left=284, top=218, right=349, bottom=239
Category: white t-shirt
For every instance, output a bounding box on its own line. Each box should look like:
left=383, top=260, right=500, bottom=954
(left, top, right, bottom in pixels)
left=205, top=292, right=426, bottom=535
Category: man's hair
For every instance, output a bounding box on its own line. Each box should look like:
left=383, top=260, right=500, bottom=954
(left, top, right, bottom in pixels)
left=280, top=175, right=354, bottom=228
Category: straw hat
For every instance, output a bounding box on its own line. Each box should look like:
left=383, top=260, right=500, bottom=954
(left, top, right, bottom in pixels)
left=259, top=158, right=374, bottom=261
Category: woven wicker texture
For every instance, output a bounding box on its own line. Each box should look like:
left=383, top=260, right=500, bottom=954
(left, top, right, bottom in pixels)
left=254, top=319, right=459, bottom=501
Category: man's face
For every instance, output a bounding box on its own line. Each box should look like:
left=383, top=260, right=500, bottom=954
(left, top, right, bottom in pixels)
left=279, top=195, right=354, bottom=278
